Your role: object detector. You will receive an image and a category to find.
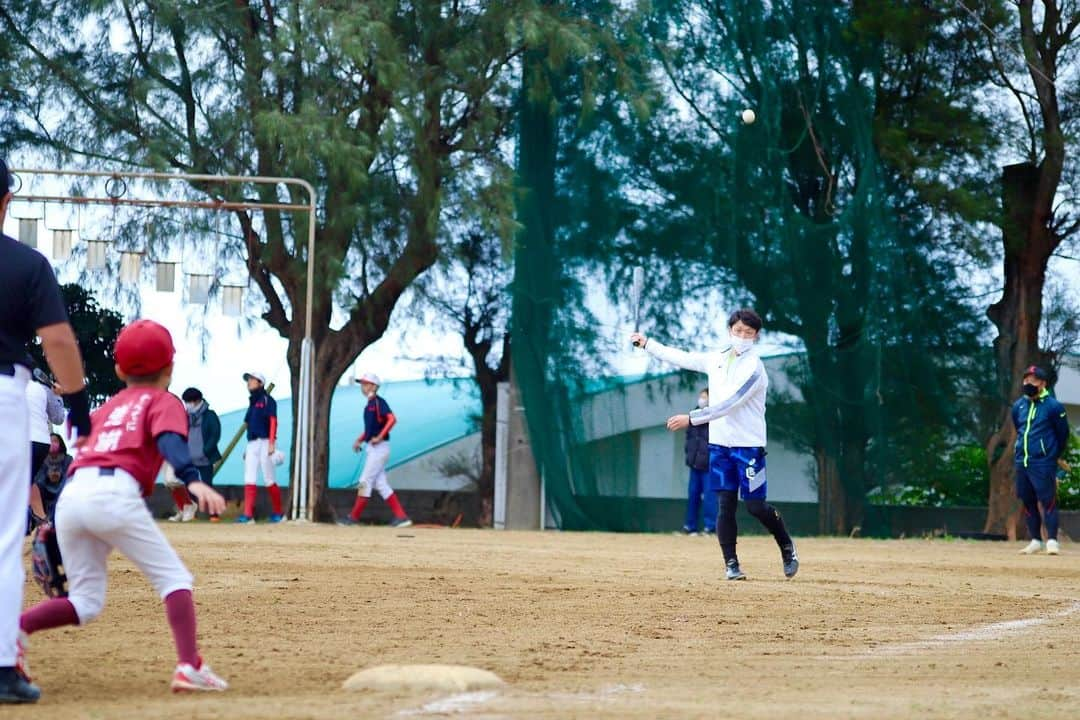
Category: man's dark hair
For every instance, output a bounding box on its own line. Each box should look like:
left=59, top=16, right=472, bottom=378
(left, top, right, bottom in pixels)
left=181, top=387, right=204, bottom=402
left=0, top=157, right=10, bottom=196
left=727, top=308, right=763, bottom=331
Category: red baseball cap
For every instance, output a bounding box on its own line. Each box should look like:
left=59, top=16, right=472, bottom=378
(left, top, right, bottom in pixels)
left=114, top=319, right=176, bottom=376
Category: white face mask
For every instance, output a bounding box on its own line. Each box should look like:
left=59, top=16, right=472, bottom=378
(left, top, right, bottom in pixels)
left=697, top=396, right=708, bottom=409
left=185, top=402, right=199, bottom=413
left=730, top=335, right=755, bottom=354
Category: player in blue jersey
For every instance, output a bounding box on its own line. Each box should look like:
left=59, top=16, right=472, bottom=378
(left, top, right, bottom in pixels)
left=339, top=373, right=412, bottom=528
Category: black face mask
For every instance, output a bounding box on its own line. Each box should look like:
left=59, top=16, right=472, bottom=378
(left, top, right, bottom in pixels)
left=1022, top=383, right=1039, bottom=398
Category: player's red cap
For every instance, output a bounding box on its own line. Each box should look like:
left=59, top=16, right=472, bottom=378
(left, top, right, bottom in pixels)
left=114, top=319, right=175, bottom=376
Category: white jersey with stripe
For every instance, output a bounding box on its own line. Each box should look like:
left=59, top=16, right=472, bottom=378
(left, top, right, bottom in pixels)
left=643, top=338, right=767, bottom=448
left=26, top=380, right=65, bottom=445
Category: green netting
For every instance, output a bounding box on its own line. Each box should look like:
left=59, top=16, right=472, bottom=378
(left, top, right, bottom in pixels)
left=510, top=1, right=1001, bottom=534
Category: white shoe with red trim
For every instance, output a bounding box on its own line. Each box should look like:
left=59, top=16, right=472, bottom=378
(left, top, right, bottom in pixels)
left=171, top=662, right=228, bottom=692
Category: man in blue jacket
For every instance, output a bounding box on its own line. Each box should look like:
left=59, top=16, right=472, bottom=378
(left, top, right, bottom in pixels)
left=681, top=389, right=717, bottom=536
left=1012, top=365, right=1071, bottom=556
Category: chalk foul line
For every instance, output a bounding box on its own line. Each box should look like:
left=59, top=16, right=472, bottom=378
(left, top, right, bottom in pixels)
left=397, top=682, right=646, bottom=716
left=833, top=601, right=1080, bottom=660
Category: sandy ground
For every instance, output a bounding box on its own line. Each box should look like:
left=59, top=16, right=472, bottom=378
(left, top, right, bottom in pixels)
left=10, top=523, right=1080, bottom=719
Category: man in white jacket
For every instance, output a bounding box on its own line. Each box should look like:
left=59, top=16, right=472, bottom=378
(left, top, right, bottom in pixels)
left=631, top=308, right=798, bottom=581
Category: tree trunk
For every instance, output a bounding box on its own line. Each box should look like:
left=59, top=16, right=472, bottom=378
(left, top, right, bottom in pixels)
left=307, top=365, right=341, bottom=522
left=839, top=428, right=867, bottom=533
left=985, top=417, right=1020, bottom=539
left=472, top=351, right=507, bottom=527
left=984, top=162, right=1054, bottom=534
left=815, top=448, right=844, bottom=534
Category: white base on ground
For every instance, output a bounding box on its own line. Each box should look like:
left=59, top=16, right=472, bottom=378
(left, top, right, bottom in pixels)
left=342, top=664, right=504, bottom=693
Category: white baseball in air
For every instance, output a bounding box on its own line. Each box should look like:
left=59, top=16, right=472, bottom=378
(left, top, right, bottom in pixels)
left=741, top=108, right=756, bottom=125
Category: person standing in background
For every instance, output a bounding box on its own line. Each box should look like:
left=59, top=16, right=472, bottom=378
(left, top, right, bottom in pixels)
left=680, top=388, right=717, bottom=537
left=183, top=388, right=222, bottom=522
left=237, top=372, right=284, bottom=524
left=27, top=369, right=66, bottom=527
left=31, top=433, right=72, bottom=524
left=1013, top=365, right=1070, bottom=556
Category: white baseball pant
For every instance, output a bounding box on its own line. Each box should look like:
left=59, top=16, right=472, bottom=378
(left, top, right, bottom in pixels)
left=0, top=366, right=30, bottom=666
left=244, top=438, right=278, bottom=487
left=356, top=441, right=394, bottom=499
left=56, top=467, right=194, bottom=624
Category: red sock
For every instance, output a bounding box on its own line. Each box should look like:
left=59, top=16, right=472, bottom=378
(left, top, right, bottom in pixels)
left=267, top=484, right=283, bottom=515
left=164, top=589, right=199, bottom=667
left=349, top=496, right=368, bottom=521
left=244, top=485, right=257, bottom=517
left=386, top=493, right=407, bottom=520
left=20, top=598, right=79, bottom=634
left=171, top=487, right=190, bottom=510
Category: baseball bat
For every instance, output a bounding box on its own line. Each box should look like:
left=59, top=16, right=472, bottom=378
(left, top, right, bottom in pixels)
left=630, top=266, right=644, bottom=346
left=213, top=382, right=275, bottom=475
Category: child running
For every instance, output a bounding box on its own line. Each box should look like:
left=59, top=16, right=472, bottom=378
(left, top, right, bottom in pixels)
left=18, top=319, right=229, bottom=693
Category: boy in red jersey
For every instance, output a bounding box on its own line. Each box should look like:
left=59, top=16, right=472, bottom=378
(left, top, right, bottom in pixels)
left=18, top=319, right=229, bottom=693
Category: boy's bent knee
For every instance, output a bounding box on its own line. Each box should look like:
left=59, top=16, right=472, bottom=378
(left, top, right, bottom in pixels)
left=69, top=593, right=105, bottom=624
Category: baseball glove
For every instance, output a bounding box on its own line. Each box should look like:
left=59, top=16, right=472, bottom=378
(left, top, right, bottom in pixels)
left=31, top=523, right=68, bottom=598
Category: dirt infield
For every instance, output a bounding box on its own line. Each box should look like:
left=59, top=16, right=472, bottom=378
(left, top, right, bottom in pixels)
left=12, top=524, right=1080, bottom=719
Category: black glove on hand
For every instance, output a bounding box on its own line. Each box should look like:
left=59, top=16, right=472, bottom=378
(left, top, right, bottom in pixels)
left=63, top=387, right=92, bottom=437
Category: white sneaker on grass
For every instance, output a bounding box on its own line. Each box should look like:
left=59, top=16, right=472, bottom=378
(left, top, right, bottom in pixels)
left=1019, top=539, right=1043, bottom=555
left=1046, top=539, right=1060, bottom=555
left=180, top=503, right=197, bottom=522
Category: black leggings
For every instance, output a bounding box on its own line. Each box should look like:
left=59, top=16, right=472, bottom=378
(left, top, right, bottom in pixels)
left=716, top=491, right=793, bottom=561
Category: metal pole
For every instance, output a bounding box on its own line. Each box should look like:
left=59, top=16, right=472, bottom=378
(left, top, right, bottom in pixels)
left=300, top=186, right=317, bottom=521
left=294, top=340, right=312, bottom=521
left=13, top=167, right=319, bottom=519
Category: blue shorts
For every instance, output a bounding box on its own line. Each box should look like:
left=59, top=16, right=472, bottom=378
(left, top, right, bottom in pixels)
left=708, top=445, right=767, bottom=500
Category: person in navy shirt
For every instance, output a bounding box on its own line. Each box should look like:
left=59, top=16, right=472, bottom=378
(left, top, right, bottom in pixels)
left=1013, top=365, right=1071, bottom=556
left=237, top=371, right=284, bottom=524
left=339, top=373, right=412, bottom=527
left=0, top=157, right=92, bottom=704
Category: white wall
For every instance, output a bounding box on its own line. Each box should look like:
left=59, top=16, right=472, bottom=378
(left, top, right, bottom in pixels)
left=1056, top=362, right=1079, bottom=433
left=636, top=426, right=684, bottom=498
left=388, top=434, right=481, bottom=492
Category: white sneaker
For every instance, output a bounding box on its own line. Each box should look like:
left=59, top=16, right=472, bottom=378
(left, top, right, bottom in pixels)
left=171, top=662, right=228, bottom=692
left=1019, top=539, right=1044, bottom=555
left=180, top=503, right=197, bottom=522
left=1046, top=539, right=1061, bottom=555
left=167, top=511, right=183, bottom=522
